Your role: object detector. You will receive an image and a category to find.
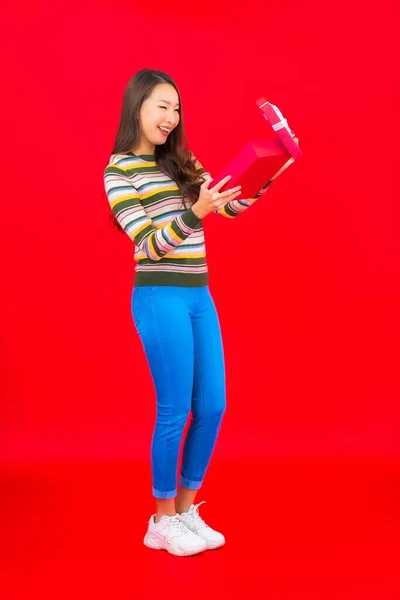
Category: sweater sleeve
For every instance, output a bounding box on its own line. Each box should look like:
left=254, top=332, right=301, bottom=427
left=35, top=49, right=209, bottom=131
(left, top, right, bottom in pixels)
left=192, top=154, right=272, bottom=219
left=104, top=165, right=201, bottom=261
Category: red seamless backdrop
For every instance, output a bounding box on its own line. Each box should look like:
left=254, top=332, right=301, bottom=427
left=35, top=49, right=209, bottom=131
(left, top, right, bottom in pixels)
left=0, top=0, right=397, bottom=463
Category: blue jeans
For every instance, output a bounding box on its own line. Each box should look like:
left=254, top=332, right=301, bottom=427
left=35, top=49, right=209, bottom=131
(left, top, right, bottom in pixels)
left=131, top=285, right=226, bottom=499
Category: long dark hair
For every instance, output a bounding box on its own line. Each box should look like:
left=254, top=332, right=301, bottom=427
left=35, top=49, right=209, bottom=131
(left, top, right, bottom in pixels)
left=109, top=69, right=204, bottom=232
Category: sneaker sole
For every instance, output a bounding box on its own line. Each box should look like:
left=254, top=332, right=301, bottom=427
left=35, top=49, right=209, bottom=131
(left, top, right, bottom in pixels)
left=143, top=533, right=207, bottom=557
left=205, top=538, right=226, bottom=550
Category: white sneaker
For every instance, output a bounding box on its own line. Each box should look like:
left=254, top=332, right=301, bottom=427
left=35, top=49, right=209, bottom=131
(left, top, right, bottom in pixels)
left=178, top=502, right=225, bottom=550
left=143, top=514, right=207, bottom=556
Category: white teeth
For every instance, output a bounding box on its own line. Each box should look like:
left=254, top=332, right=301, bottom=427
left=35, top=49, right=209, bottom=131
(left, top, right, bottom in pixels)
left=159, top=127, right=170, bottom=133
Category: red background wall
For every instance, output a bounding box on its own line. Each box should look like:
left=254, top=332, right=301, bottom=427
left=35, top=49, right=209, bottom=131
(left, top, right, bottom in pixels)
left=0, top=0, right=397, bottom=462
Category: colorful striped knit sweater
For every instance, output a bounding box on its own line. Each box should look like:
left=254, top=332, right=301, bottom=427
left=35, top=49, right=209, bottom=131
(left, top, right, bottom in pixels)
left=104, top=152, right=264, bottom=286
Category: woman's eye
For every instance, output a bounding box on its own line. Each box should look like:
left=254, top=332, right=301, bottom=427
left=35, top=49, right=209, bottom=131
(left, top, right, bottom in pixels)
left=159, top=106, right=180, bottom=112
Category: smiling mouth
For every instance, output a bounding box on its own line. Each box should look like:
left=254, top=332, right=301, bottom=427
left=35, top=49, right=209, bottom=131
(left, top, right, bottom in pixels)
left=158, top=126, right=171, bottom=135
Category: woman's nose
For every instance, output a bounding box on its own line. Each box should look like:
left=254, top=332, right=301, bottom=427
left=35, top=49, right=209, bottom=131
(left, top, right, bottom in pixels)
left=166, top=110, right=178, bottom=125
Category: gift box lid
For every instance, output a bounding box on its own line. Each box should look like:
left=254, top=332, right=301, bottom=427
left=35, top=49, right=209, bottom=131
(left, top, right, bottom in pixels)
left=256, top=97, right=303, bottom=160
left=210, top=98, right=302, bottom=199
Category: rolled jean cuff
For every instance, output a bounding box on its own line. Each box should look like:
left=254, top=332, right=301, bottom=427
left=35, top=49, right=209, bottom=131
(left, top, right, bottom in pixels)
left=179, top=475, right=203, bottom=490
left=152, top=487, right=176, bottom=499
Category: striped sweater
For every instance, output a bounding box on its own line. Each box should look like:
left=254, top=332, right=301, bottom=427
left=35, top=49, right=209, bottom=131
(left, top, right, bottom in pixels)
left=104, top=152, right=263, bottom=286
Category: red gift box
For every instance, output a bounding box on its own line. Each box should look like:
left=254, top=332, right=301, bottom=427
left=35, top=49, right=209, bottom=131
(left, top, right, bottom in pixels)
left=211, top=98, right=303, bottom=199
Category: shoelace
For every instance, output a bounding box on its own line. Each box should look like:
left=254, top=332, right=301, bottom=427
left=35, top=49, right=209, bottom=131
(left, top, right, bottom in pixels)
left=167, top=515, right=190, bottom=536
left=184, top=501, right=208, bottom=531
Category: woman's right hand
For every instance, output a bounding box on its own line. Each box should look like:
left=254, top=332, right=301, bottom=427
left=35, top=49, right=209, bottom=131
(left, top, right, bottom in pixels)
left=192, top=176, right=242, bottom=219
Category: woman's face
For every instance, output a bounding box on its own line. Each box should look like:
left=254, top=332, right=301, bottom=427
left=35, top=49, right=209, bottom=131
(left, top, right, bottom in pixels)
left=138, top=83, right=181, bottom=150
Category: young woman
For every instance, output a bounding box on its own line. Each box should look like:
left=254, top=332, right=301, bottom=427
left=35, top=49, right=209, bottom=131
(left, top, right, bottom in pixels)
left=104, top=69, right=295, bottom=557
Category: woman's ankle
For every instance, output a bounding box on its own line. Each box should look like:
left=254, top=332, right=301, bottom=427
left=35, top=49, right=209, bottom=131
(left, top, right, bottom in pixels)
left=154, top=498, right=177, bottom=523
left=154, top=510, right=176, bottom=523
left=175, top=503, right=190, bottom=514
